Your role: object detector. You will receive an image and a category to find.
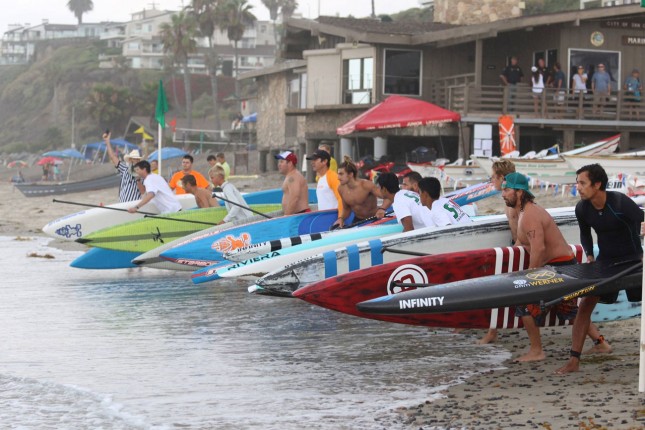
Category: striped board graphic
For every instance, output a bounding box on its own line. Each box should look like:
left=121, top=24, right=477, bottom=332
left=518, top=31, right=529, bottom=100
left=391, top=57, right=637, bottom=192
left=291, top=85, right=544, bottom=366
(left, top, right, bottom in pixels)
left=293, top=245, right=641, bottom=329
left=253, top=210, right=581, bottom=296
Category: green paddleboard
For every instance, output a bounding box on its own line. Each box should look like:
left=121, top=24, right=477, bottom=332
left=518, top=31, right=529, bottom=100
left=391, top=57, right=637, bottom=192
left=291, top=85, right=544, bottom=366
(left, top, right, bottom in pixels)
left=77, top=204, right=282, bottom=252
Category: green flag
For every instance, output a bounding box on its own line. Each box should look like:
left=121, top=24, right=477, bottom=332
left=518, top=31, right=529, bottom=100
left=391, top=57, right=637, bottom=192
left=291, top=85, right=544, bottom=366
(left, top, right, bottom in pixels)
left=155, top=80, right=168, bottom=127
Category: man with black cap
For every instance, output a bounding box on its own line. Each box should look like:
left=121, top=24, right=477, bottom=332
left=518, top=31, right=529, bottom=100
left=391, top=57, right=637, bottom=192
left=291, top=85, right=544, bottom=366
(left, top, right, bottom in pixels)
left=275, top=150, right=310, bottom=215
left=307, top=149, right=343, bottom=213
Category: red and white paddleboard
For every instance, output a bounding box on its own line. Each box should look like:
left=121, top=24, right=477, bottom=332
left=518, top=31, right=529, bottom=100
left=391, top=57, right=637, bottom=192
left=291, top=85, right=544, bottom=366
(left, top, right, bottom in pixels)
left=294, top=245, right=590, bottom=329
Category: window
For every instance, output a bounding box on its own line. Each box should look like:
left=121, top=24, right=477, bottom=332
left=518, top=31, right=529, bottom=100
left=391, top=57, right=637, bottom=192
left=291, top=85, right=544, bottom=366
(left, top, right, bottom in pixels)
left=383, top=49, right=421, bottom=95
left=343, top=57, right=373, bottom=104
left=288, top=73, right=307, bottom=109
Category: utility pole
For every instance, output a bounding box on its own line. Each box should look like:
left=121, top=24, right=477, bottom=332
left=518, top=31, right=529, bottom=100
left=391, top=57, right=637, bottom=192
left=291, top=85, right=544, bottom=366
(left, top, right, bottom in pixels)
left=372, top=0, right=376, bottom=18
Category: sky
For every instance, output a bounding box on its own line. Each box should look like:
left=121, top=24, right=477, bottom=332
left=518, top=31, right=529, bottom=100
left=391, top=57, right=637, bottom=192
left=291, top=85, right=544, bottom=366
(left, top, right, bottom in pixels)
left=1, top=0, right=424, bottom=33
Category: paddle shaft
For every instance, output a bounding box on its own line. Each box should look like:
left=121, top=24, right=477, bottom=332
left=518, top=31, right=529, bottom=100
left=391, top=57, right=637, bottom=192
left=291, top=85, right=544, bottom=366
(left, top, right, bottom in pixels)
left=53, top=199, right=156, bottom=215
left=381, top=247, right=431, bottom=257
left=53, top=198, right=217, bottom=226
left=539, top=260, right=643, bottom=310
left=212, top=190, right=272, bottom=219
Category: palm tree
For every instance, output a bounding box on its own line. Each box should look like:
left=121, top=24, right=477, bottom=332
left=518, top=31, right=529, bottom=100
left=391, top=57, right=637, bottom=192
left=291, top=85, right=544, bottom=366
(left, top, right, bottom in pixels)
left=189, top=0, right=223, bottom=130
left=219, top=0, right=257, bottom=99
left=67, top=0, right=94, bottom=25
left=261, top=0, right=298, bottom=59
left=160, top=11, right=198, bottom=128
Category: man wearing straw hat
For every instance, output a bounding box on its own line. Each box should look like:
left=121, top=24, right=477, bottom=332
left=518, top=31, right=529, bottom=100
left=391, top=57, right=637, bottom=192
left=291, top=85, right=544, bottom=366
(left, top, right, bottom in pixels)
left=104, top=131, right=144, bottom=202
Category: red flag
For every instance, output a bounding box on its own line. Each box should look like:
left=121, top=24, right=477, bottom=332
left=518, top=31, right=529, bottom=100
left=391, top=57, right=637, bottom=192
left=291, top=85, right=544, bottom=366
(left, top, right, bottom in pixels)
left=498, top=115, right=516, bottom=156
left=169, top=117, right=177, bottom=133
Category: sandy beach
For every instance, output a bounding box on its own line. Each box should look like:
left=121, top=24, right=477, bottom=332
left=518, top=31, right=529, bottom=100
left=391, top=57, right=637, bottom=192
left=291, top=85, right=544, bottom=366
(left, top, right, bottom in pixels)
left=2, top=173, right=644, bottom=429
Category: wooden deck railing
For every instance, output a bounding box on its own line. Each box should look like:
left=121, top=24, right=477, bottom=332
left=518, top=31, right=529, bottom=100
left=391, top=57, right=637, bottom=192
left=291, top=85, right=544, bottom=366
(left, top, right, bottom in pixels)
left=446, top=84, right=645, bottom=121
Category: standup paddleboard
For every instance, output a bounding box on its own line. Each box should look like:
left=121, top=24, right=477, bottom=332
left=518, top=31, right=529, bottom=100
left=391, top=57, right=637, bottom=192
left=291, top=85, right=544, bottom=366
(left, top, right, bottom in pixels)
left=77, top=204, right=282, bottom=252
left=158, top=210, right=345, bottom=268
left=252, top=209, right=580, bottom=296
left=357, top=256, right=643, bottom=316
left=43, top=194, right=197, bottom=241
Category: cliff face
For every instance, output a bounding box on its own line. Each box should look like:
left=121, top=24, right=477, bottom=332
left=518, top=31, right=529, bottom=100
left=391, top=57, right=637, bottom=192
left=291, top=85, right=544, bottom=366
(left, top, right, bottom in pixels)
left=0, top=40, right=162, bottom=155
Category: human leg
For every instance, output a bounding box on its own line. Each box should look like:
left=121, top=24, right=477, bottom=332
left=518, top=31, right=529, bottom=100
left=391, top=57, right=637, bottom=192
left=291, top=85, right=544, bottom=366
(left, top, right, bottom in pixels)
left=585, top=323, right=612, bottom=354
left=478, top=328, right=498, bottom=344
left=515, top=315, right=546, bottom=362
left=554, top=296, right=599, bottom=374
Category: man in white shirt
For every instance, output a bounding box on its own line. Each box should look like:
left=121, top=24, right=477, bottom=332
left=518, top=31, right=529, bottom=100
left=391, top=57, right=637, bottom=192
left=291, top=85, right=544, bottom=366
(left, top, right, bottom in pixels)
left=209, top=165, right=252, bottom=224
left=127, top=160, right=182, bottom=214
left=418, top=176, right=471, bottom=227
left=376, top=172, right=427, bottom=232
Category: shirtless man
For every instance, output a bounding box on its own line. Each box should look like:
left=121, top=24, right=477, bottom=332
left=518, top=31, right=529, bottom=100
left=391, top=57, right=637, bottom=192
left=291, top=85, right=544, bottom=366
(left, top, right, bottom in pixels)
left=478, top=159, right=518, bottom=344
left=331, top=156, right=392, bottom=229
left=502, top=172, right=607, bottom=362
left=182, top=174, right=217, bottom=208
left=275, top=151, right=310, bottom=215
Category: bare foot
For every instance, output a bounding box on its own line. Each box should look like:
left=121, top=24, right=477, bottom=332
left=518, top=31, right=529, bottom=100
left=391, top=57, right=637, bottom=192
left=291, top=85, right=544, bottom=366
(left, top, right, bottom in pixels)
left=554, top=358, right=579, bottom=374
left=477, top=329, right=498, bottom=345
left=584, top=340, right=612, bottom=355
left=514, top=350, right=546, bottom=362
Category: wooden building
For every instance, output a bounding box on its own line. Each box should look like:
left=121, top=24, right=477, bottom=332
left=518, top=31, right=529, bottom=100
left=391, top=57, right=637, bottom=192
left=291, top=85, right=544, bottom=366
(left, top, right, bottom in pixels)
left=240, top=4, right=645, bottom=174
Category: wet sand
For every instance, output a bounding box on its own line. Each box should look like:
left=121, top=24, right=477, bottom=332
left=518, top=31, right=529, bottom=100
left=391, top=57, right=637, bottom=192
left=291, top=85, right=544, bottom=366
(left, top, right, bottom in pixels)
left=2, top=173, right=644, bottom=429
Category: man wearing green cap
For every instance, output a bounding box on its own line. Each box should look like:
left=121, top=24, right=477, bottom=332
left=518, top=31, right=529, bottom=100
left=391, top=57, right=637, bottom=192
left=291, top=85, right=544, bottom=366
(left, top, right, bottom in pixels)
left=502, top=172, right=583, bottom=362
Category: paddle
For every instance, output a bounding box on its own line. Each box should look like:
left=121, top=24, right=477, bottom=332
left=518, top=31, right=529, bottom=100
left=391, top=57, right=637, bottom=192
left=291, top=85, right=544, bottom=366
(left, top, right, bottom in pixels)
left=381, top=247, right=431, bottom=257
left=330, top=212, right=395, bottom=231
left=52, top=199, right=217, bottom=226
left=212, top=188, right=272, bottom=219
left=539, top=259, right=643, bottom=311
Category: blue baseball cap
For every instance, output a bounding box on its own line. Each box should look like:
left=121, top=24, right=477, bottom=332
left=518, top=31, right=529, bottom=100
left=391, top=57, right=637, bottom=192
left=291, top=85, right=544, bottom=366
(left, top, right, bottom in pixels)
left=502, top=172, right=533, bottom=196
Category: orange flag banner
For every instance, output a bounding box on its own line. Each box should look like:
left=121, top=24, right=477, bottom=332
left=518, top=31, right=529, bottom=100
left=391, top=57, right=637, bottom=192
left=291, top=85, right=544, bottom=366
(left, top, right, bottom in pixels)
left=498, top=115, right=516, bottom=156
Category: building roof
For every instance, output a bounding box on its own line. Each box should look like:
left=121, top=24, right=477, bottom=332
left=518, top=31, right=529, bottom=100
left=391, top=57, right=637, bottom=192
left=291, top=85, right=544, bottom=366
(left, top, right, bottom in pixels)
left=315, top=16, right=456, bottom=35
left=238, top=59, right=307, bottom=80
left=286, top=4, right=645, bottom=47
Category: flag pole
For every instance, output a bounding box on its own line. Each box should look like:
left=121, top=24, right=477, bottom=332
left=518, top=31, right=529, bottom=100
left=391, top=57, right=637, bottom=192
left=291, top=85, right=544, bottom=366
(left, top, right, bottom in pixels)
left=639, top=223, right=645, bottom=392
left=158, top=121, right=163, bottom=176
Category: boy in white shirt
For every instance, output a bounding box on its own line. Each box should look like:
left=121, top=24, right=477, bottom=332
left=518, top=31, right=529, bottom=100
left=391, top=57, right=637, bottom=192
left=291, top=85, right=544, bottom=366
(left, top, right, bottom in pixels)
left=418, top=176, right=471, bottom=227
left=376, top=173, right=428, bottom=232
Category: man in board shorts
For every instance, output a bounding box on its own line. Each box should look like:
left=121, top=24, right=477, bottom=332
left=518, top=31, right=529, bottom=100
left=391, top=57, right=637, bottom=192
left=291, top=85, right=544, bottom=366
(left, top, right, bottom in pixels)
left=556, top=164, right=643, bottom=374
left=502, top=173, right=608, bottom=362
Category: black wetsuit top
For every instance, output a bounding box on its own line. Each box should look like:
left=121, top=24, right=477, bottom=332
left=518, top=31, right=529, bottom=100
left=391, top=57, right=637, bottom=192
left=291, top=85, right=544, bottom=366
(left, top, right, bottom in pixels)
left=575, top=191, right=643, bottom=261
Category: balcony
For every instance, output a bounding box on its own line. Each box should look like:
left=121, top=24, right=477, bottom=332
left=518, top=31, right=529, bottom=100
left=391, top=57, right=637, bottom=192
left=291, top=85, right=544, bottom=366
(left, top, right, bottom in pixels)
left=447, top=84, right=645, bottom=125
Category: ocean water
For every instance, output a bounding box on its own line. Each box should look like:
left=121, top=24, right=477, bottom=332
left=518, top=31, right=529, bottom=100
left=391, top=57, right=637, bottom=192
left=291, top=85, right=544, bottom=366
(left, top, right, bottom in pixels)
left=0, top=235, right=510, bottom=429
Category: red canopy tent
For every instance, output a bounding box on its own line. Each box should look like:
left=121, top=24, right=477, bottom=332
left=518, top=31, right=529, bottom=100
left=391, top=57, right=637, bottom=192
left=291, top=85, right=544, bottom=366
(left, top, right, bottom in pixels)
left=336, top=95, right=461, bottom=136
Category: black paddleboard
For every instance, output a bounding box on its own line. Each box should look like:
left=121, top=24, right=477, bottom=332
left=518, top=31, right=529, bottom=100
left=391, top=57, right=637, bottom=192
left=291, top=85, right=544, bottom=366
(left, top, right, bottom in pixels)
left=357, top=256, right=643, bottom=315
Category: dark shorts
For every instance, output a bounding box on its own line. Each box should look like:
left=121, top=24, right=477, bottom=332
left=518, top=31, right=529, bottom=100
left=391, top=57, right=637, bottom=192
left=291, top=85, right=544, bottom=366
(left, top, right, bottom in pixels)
left=597, top=254, right=643, bottom=304
left=598, top=288, right=642, bottom=304
left=515, top=300, right=578, bottom=324
left=516, top=256, right=579, bottom=322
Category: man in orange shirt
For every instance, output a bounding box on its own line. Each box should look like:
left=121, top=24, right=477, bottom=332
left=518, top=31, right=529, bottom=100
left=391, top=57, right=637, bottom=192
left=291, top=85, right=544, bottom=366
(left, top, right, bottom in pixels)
left=169, top=154, right=209, bottom=195
left=307, top=149, right=343, bottom=213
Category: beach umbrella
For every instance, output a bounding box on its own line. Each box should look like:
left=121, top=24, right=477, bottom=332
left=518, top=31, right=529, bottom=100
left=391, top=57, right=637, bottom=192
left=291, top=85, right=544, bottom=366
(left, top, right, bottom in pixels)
left=7, top=160, right=28, bottom=168
left=147, top=147, right=187, bottom=161
left=37, top=156, right=63, bottom=165
left=42, top=148, right=88, bottom=160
